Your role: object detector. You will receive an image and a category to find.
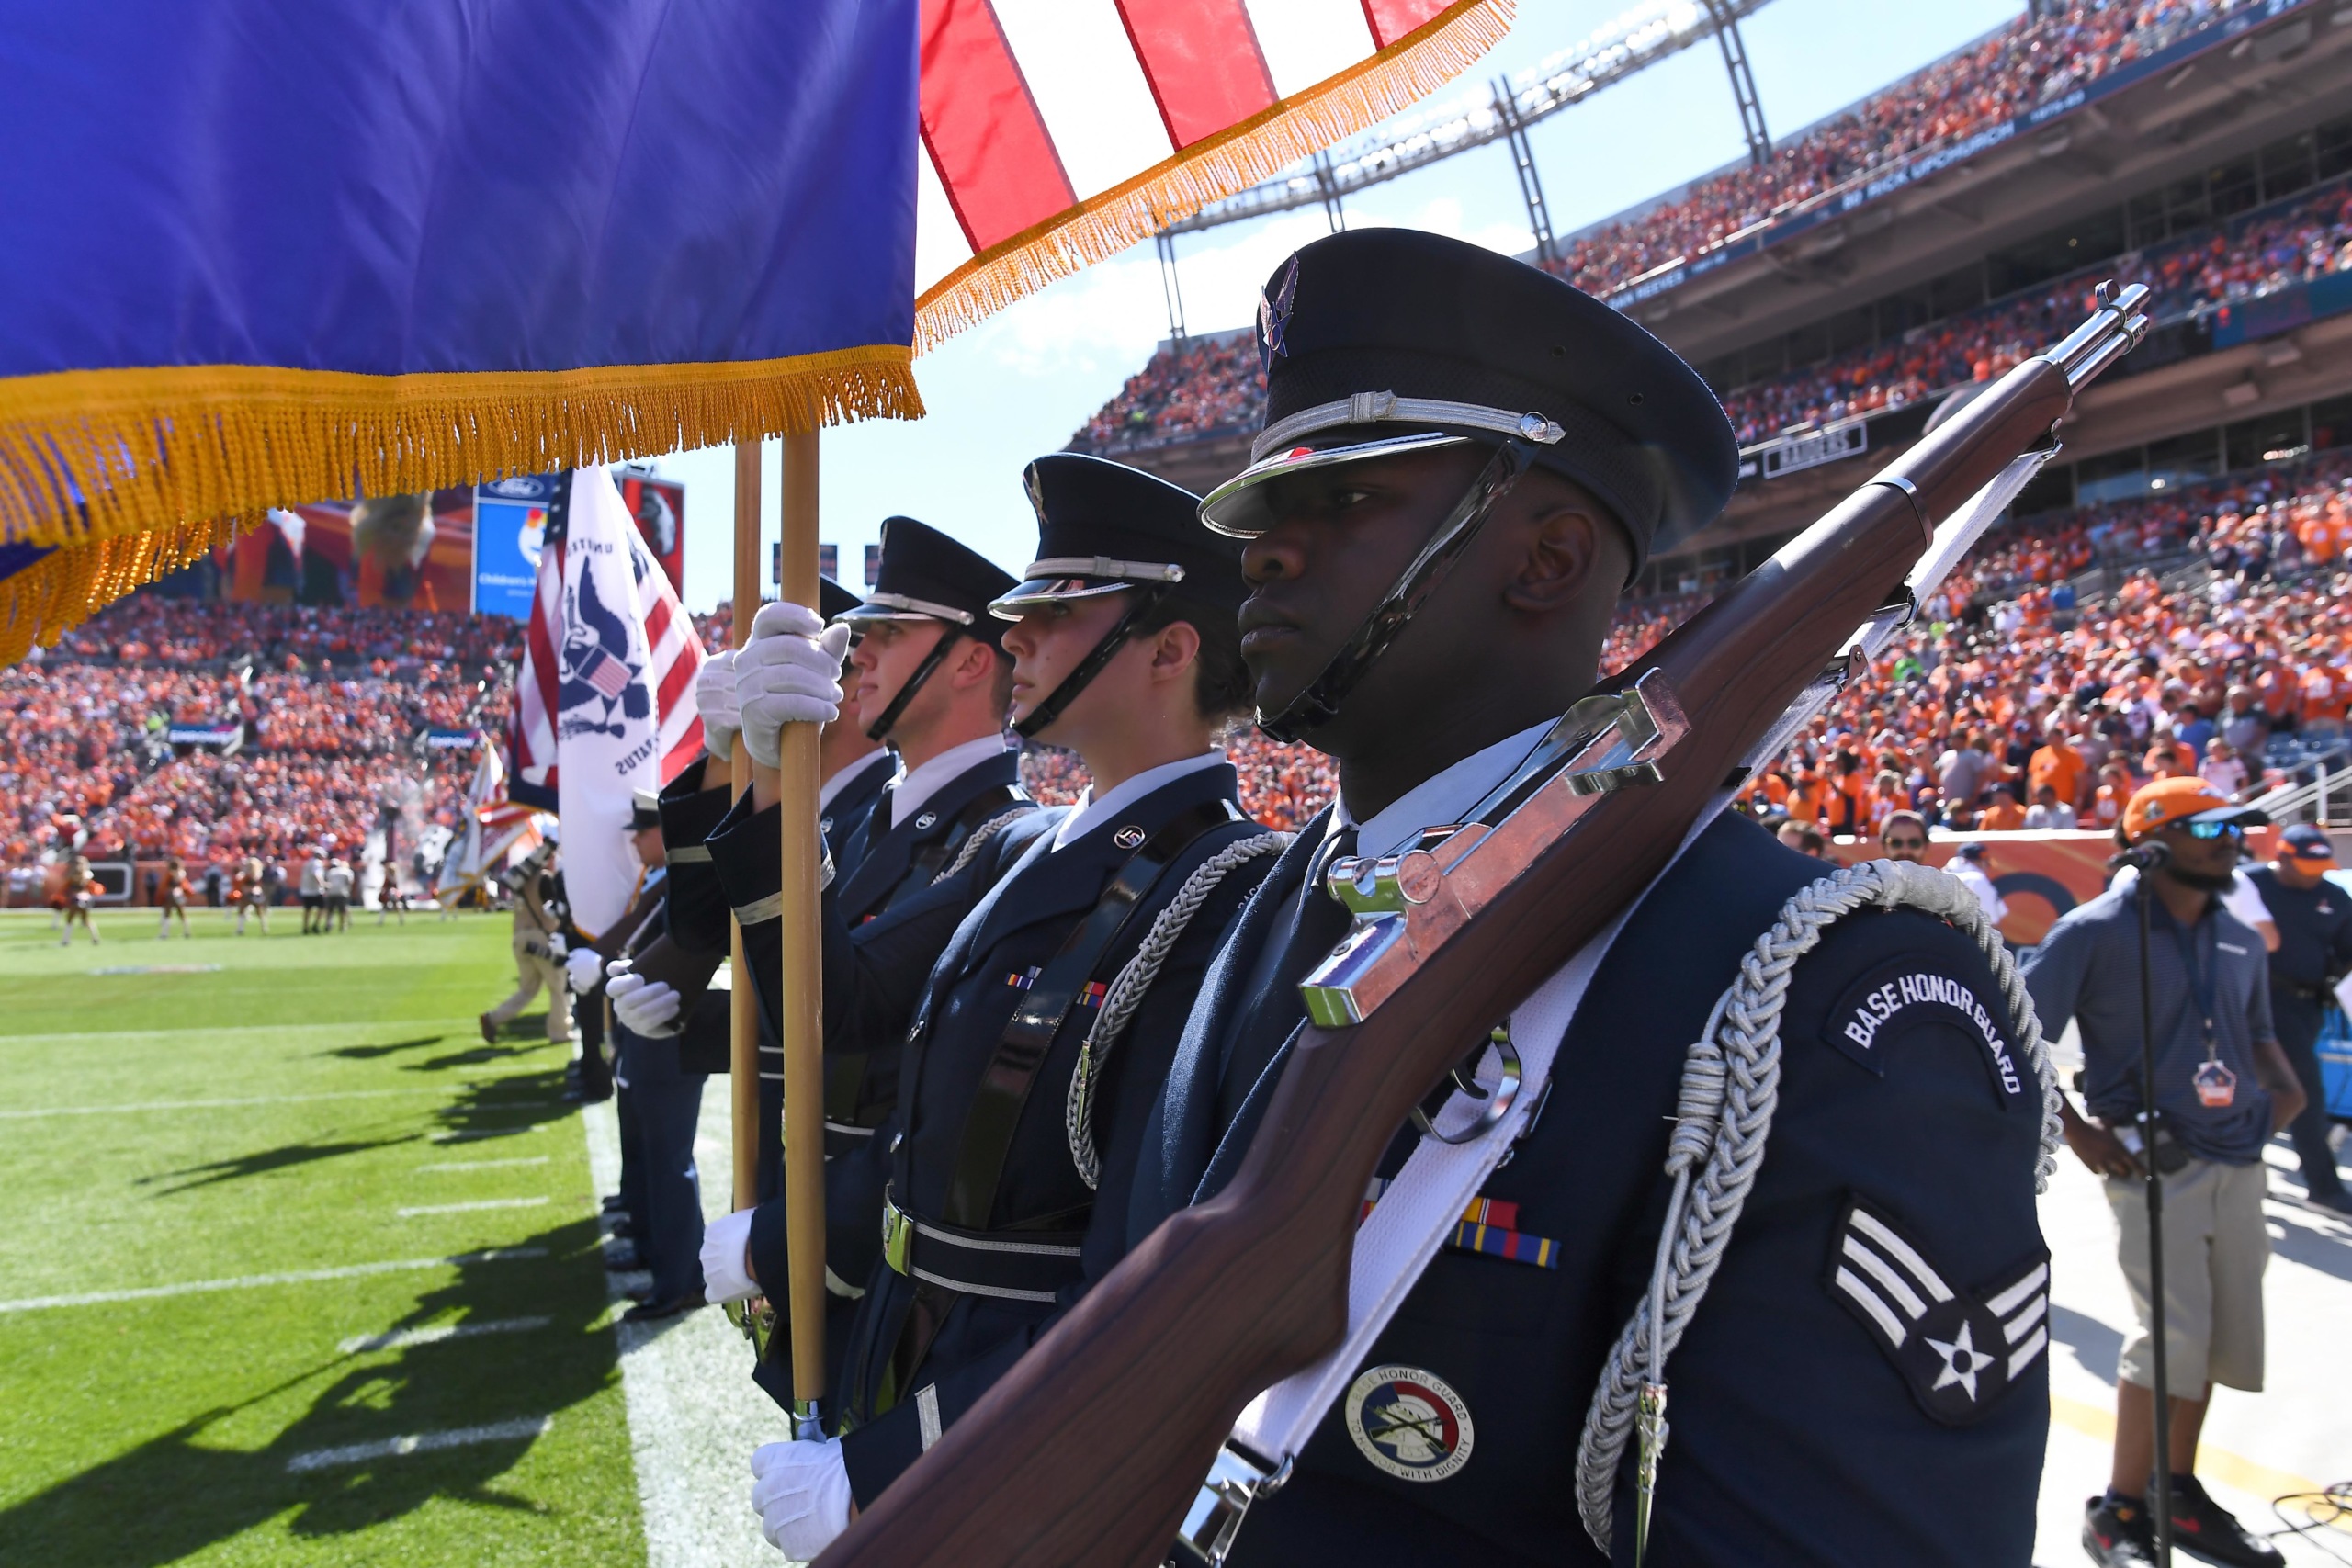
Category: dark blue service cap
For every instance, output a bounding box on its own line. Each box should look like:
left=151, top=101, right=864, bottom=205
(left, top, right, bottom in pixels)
left=1198, top=229, right=1738, bottom=573
left=831, top=516, right=1016, bottom=647
left=990, top=454, right=1246, bottom=619
left=816, top=576, right=863, bottom=625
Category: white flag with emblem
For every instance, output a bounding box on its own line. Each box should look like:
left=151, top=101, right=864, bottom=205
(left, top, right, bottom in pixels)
left=544, top=468, right=704, bottom=937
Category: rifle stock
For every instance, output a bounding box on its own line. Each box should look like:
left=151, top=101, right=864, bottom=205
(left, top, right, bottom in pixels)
left=820, top=353, right=2079, bottom=1568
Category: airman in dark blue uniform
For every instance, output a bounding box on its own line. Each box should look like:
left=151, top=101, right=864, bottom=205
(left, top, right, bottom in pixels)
left=1125, top=230, right=2052, bottom=1566
left=700, top=523, right=1046, bottom=1406
left=747, top=457, right=1281, bottom=1552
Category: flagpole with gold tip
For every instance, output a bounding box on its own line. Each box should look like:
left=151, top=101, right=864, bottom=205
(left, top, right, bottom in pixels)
left=776, top=429, right=829, bottom=1434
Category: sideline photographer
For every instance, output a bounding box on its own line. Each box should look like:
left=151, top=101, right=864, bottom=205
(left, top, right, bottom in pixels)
left=2024, top=777, right=2307, bottom=1568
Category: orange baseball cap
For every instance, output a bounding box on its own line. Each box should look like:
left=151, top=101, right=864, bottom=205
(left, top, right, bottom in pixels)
left=2123, top=776, right=2268, bottom=841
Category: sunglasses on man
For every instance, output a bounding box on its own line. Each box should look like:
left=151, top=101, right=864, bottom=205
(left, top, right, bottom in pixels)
left=2178, top=820, right=2245, bottom=840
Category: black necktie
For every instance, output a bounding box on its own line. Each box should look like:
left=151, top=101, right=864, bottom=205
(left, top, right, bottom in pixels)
left=1216, top=822, right=1358, bottom=1131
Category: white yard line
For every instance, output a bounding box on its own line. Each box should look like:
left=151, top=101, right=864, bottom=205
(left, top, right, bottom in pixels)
left=583, top=1088, right=785, bottom=1568
left=431, top=1124, right=552, bottom=1144
left=0, top=1247, right=548, bottom=1314
left=1, top=1085, right=557, bottom=1120
left=340, top=1315, right=553, bottom=1354
left=287, top=1416, right=550, bottom=1473
left=417, top=1156, right=553, bottom=1172
left=0, top=1088, right=441, bottom=1118
left=396, top=1197, right=550, bottom=1218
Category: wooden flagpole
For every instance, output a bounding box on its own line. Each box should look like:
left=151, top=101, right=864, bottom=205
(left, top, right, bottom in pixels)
left=776, top=429, right=829, bottom=1426
left=728, top=442, right=763, bottom=1213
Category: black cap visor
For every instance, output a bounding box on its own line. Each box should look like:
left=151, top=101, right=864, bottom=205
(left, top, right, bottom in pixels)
left=1199, top=430, right=1471, bottom=537
left=831, top=592, right=975, bottom=627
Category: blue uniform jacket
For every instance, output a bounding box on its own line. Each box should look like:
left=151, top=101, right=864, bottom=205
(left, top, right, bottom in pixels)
left=837, top=762, right=1278, bottom=1503
left=1141, top=812, right=2050, bottom=1567
left=705, top=748, right=1046, bottom=1404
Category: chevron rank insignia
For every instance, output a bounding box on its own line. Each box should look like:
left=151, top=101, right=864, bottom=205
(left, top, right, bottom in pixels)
left=1825, top=1196, right=2049, bottom=1426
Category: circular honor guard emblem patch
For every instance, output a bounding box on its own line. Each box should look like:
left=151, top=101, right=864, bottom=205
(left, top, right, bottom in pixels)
left=1344, top=1365, right=1474, bottom=1483
left=1113, top=825, right=1147, bottom=850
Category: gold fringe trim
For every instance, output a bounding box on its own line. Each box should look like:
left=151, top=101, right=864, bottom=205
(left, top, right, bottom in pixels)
left=0, top=346, right=922, bottom=555
left=914, top=0, right=1515, bottom=353
left=0, top=513, right=249, bottom=667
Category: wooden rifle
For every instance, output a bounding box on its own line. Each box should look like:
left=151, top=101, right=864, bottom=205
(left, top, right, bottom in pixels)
left=820, top=286, right=2151, bottom=1568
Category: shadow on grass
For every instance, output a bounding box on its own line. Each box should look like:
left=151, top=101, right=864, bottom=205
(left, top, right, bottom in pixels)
left=409, top=1040, right=560, bottom=1074
left=139, top=1134, right=422, bottom=1196
left=0, top=1217, right=618, bottom=1563
left=322, top=1036, right=450, bottom=1062
left=425, top=1069, right=576, bottom=1146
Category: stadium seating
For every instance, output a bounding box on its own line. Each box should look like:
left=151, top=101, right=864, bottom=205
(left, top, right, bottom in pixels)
left=4, top=601, right=515, bottom=870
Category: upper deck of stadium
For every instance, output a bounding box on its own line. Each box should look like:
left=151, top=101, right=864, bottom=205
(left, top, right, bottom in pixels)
left=1071, top=0, right=2352, bottom=593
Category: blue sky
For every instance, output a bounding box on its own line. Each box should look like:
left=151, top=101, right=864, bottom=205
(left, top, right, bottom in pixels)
left=664, top=0, right=2025, bottom=613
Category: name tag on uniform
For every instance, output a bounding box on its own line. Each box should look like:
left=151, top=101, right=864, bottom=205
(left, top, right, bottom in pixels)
left=1824, top=959, right=2025, bottom=1108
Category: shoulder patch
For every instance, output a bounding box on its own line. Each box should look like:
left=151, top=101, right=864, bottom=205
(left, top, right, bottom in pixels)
left=1823, top=956, right=2026, bottom=1107
left=1825, top=1196, right=2048, bottom=1426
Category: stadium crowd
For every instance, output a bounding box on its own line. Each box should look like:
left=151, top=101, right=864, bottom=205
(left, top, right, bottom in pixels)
left=1070, top=175, right=2352, bottom=457
left=11, top=436, right=2351, bottom=878
left=45, top=595, right=520, bottom=671
left=1549, top=0, right=2278, bottom=299
left=1717, top=177, right=2352, bottom=443
left=1736, top=461, right=2352, bottom=838
left=3, top=598, right=512, bottom=871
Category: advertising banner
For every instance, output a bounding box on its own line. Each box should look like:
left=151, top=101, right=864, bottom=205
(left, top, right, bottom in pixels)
left=473, top=474, right=562, bottom=621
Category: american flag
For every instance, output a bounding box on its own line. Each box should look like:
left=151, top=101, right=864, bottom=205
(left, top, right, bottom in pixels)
left=913, top=0, right=1510, bottom=344
left=508, top=468, right=706, bottom=814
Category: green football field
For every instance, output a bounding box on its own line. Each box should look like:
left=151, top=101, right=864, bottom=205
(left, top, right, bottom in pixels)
left=0, top=904, right=644, bottom=1567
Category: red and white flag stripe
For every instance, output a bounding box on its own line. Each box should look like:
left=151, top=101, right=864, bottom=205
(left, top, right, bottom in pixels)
left=913, top=0, right=1510, bottom=344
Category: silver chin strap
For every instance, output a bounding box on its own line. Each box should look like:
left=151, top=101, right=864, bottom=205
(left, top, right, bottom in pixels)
left=1255, top=439, right=1535, bottom=745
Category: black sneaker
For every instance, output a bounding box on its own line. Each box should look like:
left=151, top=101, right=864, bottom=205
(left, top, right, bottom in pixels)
left=2083, top=1492, right=2157, bottom=1567
left=2163, top=1476, right=2284, bottom=1568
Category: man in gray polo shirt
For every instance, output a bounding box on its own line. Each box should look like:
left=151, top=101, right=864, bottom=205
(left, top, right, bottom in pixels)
left=2025, top=776, right=2308, bottom=1568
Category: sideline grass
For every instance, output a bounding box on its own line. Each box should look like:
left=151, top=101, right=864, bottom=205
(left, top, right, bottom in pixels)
left=0, top=908, right=643, bottom=1567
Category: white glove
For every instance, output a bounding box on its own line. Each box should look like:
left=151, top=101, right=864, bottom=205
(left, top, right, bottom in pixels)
left=546, top=931, right=568, bottom=958
left=737, top=602, right=849, bottom=769
left=750, top=1438, right=854, bottom=1560
left=564, top=947, right=605, bottom=994
left=697, top=649, right=741, bottom=762
left=701, top=1205, right=757, bottom=1304
left=606, top=966, right=683, bottom=1037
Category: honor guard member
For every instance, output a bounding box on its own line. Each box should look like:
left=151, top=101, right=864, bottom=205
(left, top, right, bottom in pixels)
left=1126, top=231, right=2052, bottom=1567
left=608, top=578, right=890, bottom=1159
left=697, top=523, right=1047, bottom=1404
left=745, top=456, right=1278, bottom=1559
left=597, top=790, right=714, bottom=1322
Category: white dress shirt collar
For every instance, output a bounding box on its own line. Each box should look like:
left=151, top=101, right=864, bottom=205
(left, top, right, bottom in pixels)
left=1051, top=750, right=1228, bottom=852
left=819, top=748, right=894, bottom=815
left=1337, top=719, right=1554, bottom=858
left=880, top=732, right=1013, bottom=829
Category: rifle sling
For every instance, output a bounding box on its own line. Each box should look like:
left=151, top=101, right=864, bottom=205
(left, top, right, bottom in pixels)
left=943, top=798, right=1241, bottom=1231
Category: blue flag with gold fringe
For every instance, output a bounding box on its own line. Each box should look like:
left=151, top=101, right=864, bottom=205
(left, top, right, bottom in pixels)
left=0, top=0, right=1515, bottom=662
left=0, top=0, right=922, bottom=659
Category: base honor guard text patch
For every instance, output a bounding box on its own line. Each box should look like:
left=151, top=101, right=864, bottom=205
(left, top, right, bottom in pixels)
left=1824, top=956, right=2027, bottom=1108
left=1344, top=1365, right=1475, bottom=1483
left=1826, top=1197, right=2049, bottom=1426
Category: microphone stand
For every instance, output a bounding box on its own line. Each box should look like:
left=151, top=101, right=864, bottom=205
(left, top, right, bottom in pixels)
left=2113, top=840, right=2173, bottom=1567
